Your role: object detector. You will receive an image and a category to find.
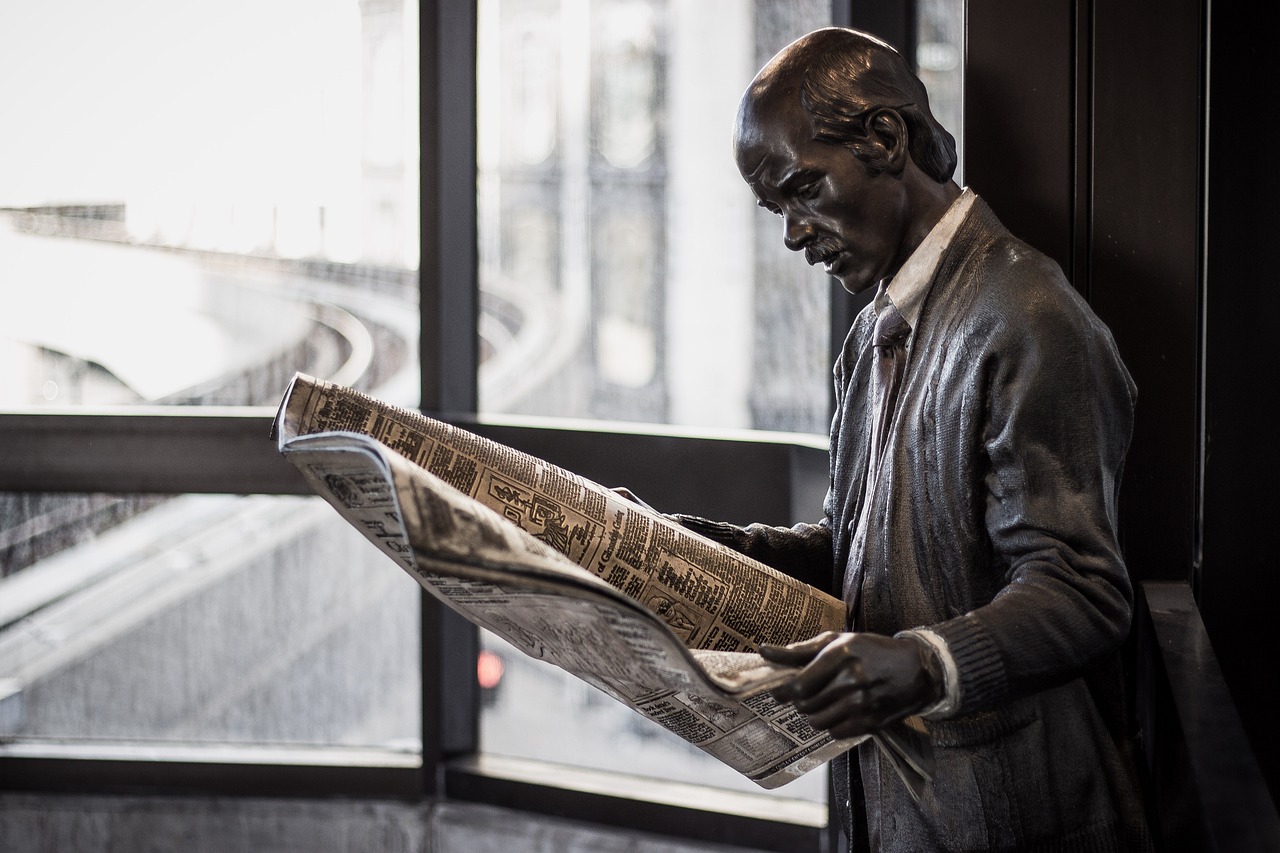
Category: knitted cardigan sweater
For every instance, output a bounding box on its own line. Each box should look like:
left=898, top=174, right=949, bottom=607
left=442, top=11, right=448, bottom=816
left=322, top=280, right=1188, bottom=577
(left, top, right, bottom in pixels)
left=679, top=197, right=1149, bottom=852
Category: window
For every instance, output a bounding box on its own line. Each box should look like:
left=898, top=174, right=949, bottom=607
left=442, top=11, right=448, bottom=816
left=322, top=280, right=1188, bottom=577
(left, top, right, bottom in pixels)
left=477, top=0, right=833, bottom=434
left=468, top=0, right=966, bottom=812
left=916, top=0, right=965, bottom=186
left=0, top=0, right=421, bottom=756
left=474, top=0, right=833, bottom=808
left=1, top=2, right=967, bottom=849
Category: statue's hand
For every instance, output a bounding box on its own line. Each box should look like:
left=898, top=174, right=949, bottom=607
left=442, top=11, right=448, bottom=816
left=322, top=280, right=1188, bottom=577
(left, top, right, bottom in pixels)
left=758, top=632, right=943, bottom=740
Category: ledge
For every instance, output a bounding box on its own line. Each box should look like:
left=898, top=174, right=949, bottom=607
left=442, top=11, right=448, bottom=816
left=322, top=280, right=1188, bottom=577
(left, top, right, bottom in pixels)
left=1137, top=581, right=1280, bottom=852
left=444, top=753, right=830, bottom=853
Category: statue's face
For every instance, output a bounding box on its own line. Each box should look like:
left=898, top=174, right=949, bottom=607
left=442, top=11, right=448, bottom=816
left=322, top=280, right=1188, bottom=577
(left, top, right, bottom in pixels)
left=735, top=93, right=907, bottom=295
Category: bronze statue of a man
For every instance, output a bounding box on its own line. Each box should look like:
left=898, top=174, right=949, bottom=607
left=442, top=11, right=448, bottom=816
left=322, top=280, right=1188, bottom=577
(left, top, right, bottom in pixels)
left=673, top=27, right=1150, bottom=852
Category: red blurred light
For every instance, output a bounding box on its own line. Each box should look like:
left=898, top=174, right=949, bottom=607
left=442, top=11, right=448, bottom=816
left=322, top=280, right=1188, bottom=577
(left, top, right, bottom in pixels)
left=477, top=650, right=505, bottom=689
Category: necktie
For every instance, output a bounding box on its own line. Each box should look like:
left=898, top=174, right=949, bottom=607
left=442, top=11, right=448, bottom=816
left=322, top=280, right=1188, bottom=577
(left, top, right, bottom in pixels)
left=867, top=301, right=912, bottom=473
left=843, top=299, right=912, bottom=616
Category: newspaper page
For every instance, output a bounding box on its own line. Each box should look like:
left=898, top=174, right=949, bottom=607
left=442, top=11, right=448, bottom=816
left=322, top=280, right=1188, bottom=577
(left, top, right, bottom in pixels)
left=278, top=427, right=861, bottom=787
left=273, top=373, right=933, bottom=793
left=274, top=373, right=846, bottom=651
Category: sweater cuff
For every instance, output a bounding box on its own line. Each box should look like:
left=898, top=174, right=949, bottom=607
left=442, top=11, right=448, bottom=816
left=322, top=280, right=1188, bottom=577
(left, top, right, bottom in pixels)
left=928, top=614, right=1008, bottom=713
left=896, top=628, right=960, bottom=719
left=667, top=513, right=747, bottom=548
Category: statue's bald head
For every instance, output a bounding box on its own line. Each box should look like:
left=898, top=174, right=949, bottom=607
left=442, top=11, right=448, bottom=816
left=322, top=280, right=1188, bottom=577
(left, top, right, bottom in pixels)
left=735, top=27, right=957, bottom=183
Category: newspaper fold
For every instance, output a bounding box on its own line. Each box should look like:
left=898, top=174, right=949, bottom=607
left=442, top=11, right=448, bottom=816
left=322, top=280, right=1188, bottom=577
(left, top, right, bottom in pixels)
left=272, top=373, right=933, bottom=793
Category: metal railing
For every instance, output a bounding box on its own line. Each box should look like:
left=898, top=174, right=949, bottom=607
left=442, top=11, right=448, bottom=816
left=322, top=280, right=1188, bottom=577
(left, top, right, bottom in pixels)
left=1135, top=581, right=1280, bottom=852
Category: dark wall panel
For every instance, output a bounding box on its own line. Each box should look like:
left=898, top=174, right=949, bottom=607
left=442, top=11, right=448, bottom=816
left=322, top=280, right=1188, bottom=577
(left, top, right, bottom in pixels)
left=1200, top=8, right=1280, bottom=803
left=964, top=0, right=1203, bottom=575
left=964, top=0, right=1076, bottom=277
left=1091, top=0, right=1203, bottom=582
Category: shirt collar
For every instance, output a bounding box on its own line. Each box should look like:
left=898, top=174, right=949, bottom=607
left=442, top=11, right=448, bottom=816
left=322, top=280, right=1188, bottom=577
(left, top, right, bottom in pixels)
left=876, top=187, right=976, bottom=327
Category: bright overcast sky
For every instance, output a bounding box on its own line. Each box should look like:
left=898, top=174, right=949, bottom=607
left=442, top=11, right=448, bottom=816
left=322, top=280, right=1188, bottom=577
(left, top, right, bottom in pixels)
left=0, top=0, right=363, bottom=208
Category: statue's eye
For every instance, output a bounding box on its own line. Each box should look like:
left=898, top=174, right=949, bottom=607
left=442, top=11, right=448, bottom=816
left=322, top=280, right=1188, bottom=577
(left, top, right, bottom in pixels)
left=798, top=181, right=820, bottom=201
left=756, top=199, right=782, bottom=216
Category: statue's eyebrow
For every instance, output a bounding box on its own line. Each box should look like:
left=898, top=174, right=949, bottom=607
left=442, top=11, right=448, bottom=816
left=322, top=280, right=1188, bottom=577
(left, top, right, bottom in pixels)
left=777, top=167, right=822, bottom=193
left=741, top=156, right=770, bottom=184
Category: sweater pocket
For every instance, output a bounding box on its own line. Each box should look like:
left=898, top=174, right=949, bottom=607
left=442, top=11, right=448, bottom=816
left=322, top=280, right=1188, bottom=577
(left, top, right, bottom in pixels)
left=926, top=704, right=1037, bottom=748
left=895, top=689, right=1125, bottom=852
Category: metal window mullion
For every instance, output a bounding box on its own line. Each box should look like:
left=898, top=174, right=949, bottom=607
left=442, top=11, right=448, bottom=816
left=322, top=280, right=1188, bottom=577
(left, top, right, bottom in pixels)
left=0, top=409, right=303, bottom=495
left=418, top=0, right=482, bottom=797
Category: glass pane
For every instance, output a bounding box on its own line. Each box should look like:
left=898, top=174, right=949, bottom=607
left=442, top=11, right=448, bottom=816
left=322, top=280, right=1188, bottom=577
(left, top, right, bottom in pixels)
left=916, top=0, right=966, bottom=186
left=476, top=0, right=832, bottom=806
left=477, top=0, right=832, bottom=435
left=0, top=493, right=420, bottom=751
left=0, top=0, right=420, bottom=410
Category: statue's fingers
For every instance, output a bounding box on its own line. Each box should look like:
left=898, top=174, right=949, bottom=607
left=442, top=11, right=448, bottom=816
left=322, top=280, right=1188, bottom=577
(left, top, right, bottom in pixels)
left=758, top=631, right=841, bottom=665
left=805, top=692, right=878, bottom=740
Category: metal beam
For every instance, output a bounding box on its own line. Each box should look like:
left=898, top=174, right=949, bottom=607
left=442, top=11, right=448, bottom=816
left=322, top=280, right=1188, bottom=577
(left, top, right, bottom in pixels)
left=1136, top=582, right=1280, bottom=852
left=0, top=408, right=307, bottom=495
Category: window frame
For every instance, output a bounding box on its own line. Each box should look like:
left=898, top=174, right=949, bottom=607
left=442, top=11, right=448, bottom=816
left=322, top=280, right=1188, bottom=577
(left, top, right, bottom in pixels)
left=0, top=413, right=835, bottom=851
left=0, top=3, right=872, bottom=848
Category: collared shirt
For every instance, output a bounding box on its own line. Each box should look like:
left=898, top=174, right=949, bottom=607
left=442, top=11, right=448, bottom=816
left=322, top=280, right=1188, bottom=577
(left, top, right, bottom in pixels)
left=873, top=187, right=976, bottom=719
left=878, top=186, right=976, bottom=330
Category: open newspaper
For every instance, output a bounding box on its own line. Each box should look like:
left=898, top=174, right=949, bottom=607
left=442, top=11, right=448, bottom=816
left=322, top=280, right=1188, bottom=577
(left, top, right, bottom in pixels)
left=272, top=373, right=932, bottom=793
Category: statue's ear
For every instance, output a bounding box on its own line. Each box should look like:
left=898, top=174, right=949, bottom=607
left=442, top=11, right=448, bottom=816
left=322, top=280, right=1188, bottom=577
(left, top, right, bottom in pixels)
left=866, top=108, right=910, bottom=175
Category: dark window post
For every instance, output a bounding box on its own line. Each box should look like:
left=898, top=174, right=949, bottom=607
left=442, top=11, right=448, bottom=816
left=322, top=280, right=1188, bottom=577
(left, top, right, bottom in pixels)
left=419, top=0, right=481, bottom=792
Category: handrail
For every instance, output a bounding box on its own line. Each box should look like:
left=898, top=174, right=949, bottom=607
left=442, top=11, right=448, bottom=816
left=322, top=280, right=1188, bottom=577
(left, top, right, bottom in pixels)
left=0, top=411, right=828, bottom=528
left=1135, top=581, right=1280, bottom=852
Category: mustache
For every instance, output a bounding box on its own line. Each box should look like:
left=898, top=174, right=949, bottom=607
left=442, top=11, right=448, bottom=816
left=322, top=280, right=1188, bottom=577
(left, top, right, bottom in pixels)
left=804, top=236, right=843, bottom=266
